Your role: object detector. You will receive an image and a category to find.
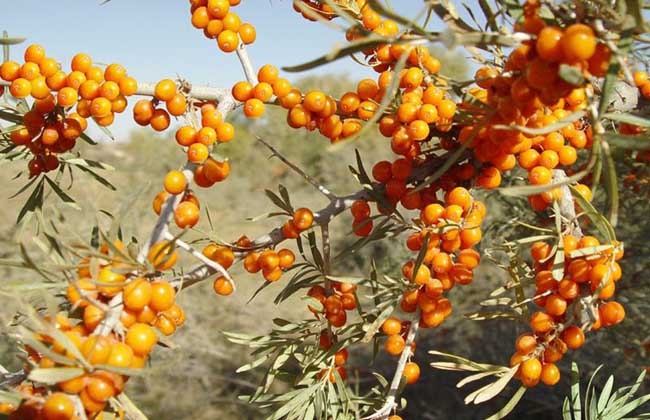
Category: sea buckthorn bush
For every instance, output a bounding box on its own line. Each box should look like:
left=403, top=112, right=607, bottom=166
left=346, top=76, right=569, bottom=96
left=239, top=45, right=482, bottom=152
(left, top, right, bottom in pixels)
left=1, top=0, right=650, bottom=419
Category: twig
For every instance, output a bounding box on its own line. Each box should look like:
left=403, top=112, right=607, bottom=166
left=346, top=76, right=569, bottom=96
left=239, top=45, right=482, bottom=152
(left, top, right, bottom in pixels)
left=257, top=136, right=337, bottom=201
left=93, top=294, right=124, bottom=337
left=162, top=232, right=235, bottom=291
left=362, top=319, right=420, bottom=420
left=236, top=43, right=257, bottom=85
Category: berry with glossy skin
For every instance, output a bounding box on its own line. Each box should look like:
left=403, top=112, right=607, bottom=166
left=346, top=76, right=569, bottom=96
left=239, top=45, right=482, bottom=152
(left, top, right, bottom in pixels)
left=164, top=170, right=187, bottom=195
left=403, top=362, right=420, bottom=384
left=213, top=276, right=234, bottom=295
left=385, top=334, right=406, bottom=356
left=42, top=392, right=74, bottom=420
left=125, top=323, right=158, bottom=356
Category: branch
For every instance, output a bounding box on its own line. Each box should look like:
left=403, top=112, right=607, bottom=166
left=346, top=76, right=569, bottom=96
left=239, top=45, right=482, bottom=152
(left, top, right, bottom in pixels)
left=257, top=136, right=337, bottom=201
left=362, top=319, right=420, bottom=420
left=163, top=232, right=235, bottom=291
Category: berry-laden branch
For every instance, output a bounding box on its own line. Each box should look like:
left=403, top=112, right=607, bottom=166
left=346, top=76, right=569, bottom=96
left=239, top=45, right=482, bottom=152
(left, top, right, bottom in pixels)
left=362, top=319, right=420, bottom=420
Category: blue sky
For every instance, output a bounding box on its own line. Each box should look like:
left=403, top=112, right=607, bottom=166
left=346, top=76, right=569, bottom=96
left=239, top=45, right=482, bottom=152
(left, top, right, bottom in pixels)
left=2, top=0, right=446, bottom=139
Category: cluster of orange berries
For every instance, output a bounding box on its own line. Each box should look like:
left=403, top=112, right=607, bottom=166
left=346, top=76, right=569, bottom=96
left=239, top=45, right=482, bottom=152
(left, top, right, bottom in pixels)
left=510, top=236, right=626, bottom=387
left=380, top=318, right=420, bottom=384
left=233, top=64, right=292, bottom=119
left=189, top=0, right=256, bottom=52
left=156, top=162, right=230, bottom=230
left=2, top=45, right=137, bottom=177
left=308, top=281, right=358, bottom=328
left=240, top=247, right=296, bottom=284
left=132, top=79, right=188, bottom=132
left=398, top=190, right=483, bottom=317
left=7, top=240, right=184, bottom=418
left=460, top=11, right=607, bottom=210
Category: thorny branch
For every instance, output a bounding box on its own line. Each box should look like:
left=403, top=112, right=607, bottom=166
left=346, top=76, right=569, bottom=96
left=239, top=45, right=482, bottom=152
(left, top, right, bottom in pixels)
left=362, top=319, right=420, bottom=420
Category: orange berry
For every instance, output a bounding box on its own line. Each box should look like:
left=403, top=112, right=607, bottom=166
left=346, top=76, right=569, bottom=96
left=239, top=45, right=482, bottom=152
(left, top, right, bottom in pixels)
left=217, top=29, right=239, bottom=52
left=154, top=79, right=177, bottom=101
left=520, top=358, right=542, bottom=387
left=164, top=170, right=186, bottom=194
left=239, top=23, right=257, bottom=44
left=561, top=325, right=585, bottom=349
left=403, top=362, right=420, bottom=384
left=125, top=323, right=158, bottom=356
left=385, top=334, right=405, bottom=356
left=42, top=392, right=74, bottom=420
left=213, top=276, right=234, bottom=295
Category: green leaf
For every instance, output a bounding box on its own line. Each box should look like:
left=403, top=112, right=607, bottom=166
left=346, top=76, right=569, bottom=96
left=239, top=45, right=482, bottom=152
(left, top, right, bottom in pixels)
left=570, top=186, right=616, bottom=242
left=0, top=37, right=26, bottom=45
left=597, top=375, right=615, bottom=415
left=17, top=177, right=44, bottom=223
left=74, top=165, right=116, bottom=190
left=28, top=368, right=85, bottom=384
left=485, top=386, right=527, bottom=420
left=604, top=112, right=650, bottom=127
left=0, top=390, right=22, bottom=407
left=493, top=111, right=586, bottom=136
left=603, top=132, right=650, bottom=150
left=44, top=176, right=81, bottom=210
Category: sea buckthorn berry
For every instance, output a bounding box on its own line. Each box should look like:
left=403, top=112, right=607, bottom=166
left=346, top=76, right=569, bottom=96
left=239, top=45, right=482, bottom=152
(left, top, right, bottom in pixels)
left=155, top=79, right=177, bottom=101
left=351, top=200, right=371, bottom=220
left=239, top=23, right=257, bottom=44
left=104, top=63, right=126, bottom=83
left=353, top=218, right=373, bottom=237
left=133, top=99, right=155, bottom=125
left=175, top=200, right=200, bottom=227
left=232, top=81, right=254, bottom=101
left=372, top=160, right=392, bottom=183
left=244, top=98, right=265, bottom=118
left=176, top=125, right=198, bottom=146
left=9, top=78, right=31, bottom=98
left=536, top=26, right=563, bottom=62
left=150, top=108, right=171, bottom=131
left=541, top=363, right=561, bottom=386
left=529, top=166, right=552, bottom=185
left=515, top=333, right=537, bottom=355
left=600, top=301, right=625, bottom=327
left=278, top=249, right=295, bottom=269
left=119, top=76, right=138, bottom=96
left=634, top=70, right=648, bottom=87
left=385, top=334, right=405, bottom=356
left=293, top=208, right=314, bottom=231
left=164, top=170, right=187, bottom=194
left=562, top=23, right=596, bottom=61
left=166, top=93, right=188, bottom=116
left=123, top=278, right=153, bottom=312
left=403, top=362, right=420, bottom=384
left=218, top=29, right=239, bottom=52
left=530, top=311, right=555, bottom=333
left=258, top=64, right=279, bottom=84
left=561, top=325, right=585, bottom=349
left=200, top=158, right=228, bottom=183
left=520, top=358, right=542, bottom=387
left=43, top=392, right=74, bottom=420
left=382, top=317, right=402, bottom=335
left=207, top=0, right=230, bottom=18
left=197, top=126, right=217, bottom=145
left=125, top=323, right=158, bottom=356
left=213, top=276, right=234, bottom=296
